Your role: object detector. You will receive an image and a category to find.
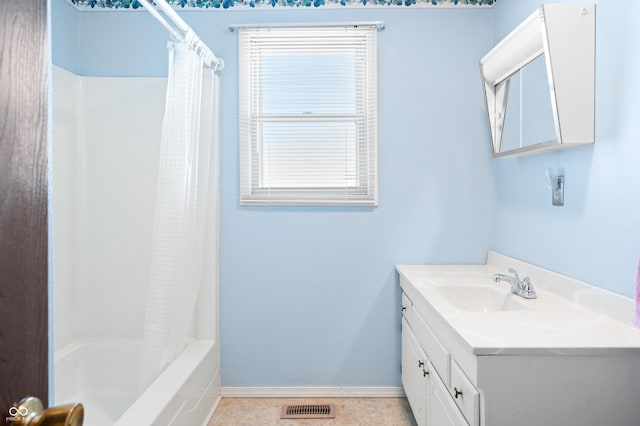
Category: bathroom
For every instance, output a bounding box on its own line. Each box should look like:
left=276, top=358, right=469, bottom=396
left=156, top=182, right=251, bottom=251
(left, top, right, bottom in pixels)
left=0, top=0, right=639, bottom=424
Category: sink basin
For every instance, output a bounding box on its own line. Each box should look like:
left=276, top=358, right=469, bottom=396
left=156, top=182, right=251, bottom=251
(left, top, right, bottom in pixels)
left=434, top=285, right=529, bottom=312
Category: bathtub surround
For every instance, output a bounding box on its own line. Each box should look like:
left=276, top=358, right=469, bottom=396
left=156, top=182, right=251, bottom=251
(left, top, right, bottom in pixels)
left=52, top=65, right=221, bottom=425
left=51, top=67, right=166, bottom=350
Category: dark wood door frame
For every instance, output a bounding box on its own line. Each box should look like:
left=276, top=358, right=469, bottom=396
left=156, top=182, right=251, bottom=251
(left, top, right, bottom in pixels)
left=0, top=0, right=50, bottom=420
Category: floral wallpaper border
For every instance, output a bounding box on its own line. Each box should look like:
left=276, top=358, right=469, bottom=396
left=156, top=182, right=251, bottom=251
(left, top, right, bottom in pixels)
left=67, top=0, right=496, bottom=10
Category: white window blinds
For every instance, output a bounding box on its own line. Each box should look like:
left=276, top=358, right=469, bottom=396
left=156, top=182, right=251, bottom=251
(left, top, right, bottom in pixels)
left=239, top=25, right=378, bottom=205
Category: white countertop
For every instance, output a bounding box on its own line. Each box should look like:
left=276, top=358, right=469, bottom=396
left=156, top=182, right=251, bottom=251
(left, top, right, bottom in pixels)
left=396, top=252, right=640, bottom=356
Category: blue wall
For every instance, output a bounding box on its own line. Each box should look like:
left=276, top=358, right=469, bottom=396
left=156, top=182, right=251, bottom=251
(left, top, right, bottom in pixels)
left=490, top=0, right=640, bottom=297
left=51, top=3, right=491, bottom=387
left=51, top=0, right=79, bottom=72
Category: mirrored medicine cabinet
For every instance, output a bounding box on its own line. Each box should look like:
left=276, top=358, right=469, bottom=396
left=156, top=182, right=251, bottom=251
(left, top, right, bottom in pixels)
left=480, top=4, right=595, bottom=158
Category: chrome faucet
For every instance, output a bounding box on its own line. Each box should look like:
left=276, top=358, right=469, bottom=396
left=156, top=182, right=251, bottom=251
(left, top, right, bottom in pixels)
left=492, top=268, right=537, bottom=299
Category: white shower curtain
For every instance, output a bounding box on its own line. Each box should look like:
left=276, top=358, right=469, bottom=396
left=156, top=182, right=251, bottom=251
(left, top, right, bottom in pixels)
left=140, top=39, right=219, bottom=390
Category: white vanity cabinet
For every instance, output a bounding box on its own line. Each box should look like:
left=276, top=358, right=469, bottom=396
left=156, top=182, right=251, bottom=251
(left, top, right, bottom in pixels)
left=397, top=252, right=640, bottom=426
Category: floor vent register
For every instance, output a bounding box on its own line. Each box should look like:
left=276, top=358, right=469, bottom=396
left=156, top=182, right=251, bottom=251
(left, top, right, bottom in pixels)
left=280, top=404, right=336, bottom=419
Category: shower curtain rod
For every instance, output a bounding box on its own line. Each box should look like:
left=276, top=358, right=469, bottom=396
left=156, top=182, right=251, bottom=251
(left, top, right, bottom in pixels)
left=138, top=0, right=225, bottom=71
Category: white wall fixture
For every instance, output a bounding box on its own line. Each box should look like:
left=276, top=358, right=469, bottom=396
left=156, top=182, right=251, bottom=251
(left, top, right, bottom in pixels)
left=545, top=167, right=564, bottom=206
left=480, top=4, right=595, bottom=158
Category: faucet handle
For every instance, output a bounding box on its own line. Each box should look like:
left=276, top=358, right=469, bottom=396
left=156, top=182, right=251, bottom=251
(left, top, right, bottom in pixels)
left=508, top=268, right=519, bottom=279
left=520, top=276, right=537, bottom=298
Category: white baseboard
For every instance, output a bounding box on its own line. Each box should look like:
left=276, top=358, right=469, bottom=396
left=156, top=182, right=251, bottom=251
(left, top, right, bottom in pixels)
left=220, top=387, right=405, bottom=398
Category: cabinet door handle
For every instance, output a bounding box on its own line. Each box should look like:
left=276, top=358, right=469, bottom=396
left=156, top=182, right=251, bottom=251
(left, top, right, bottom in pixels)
left=418, top=360, right=424, bottom=368
left=423, top=369, right=429, bottom=377
left=454, top=387, right=463, bottom=399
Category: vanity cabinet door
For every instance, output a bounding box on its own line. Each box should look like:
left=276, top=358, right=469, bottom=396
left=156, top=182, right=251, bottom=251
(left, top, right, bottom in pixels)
left=428, top=362, right=469, bottom=426
left=401, top=318, right=429, bottom=426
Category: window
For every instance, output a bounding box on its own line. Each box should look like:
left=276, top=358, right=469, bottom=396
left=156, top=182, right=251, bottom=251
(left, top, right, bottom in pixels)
left=239, top=25, right=378, bottom=205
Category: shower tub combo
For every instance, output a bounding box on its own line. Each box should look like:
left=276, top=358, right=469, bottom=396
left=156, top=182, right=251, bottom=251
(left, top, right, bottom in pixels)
left=52, top=54, right=220, bottom=425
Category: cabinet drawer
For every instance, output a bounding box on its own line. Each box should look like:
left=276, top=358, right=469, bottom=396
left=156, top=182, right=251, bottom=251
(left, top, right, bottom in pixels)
left=451, top=361, right=479, bottom=426
left=412, top=309, right=451, bottom=386
left=401, top=292, right=412, bottom=323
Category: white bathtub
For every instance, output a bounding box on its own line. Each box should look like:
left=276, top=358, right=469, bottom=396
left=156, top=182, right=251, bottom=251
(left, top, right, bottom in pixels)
left=54, top=338, right=220, bottom=426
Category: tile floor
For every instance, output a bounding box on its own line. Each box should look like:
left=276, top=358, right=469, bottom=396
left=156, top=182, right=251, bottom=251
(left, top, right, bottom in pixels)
left=208, top=397, right=417, bottom=426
